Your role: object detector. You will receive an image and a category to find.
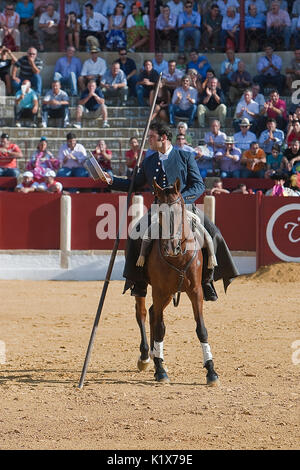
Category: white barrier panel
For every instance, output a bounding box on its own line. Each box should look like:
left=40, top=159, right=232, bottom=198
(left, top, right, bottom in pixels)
left=204, top=195, right=215, bottom=224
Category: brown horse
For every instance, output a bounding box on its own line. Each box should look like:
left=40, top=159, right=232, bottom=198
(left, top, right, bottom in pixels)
left=135, top=178, right=219, bottom=385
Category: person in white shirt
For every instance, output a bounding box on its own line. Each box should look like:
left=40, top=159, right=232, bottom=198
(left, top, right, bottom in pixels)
left=81, top=3, right=108, bottom=51
left=169, top=75, right=198, bottom=127
left=57, top=132, right=88, bottom=178
left=155, top=4, right=178, bottom=52
left=233, top=88, right=259, bottom=133
left=217, top=0, right=239, bottom=17
left=220, top=6, right=240, bottom=51
left=78, top=47, right=107, bottom=91
left=37, top=3, right=60, bottom=51
left=0, top=3, right=21, bottom=50
left=152, top=51, right=168, bottom=75
left=162, top=59, right=184, bottom=94
left=167, top=0, right=184, bottom=21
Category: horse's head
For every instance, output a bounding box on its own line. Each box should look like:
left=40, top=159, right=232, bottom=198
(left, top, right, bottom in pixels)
left=153, top=178, right=186, bottom=257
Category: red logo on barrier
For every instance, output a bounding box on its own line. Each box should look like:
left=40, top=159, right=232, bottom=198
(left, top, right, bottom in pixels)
left=266, top=204, right=300, bottom=262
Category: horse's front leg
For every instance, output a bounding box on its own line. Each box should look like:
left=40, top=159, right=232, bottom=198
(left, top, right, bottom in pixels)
left=150, top=294, right=172, bottom=384
left=135, top=296, right=150, bottom=371
left=187, top=287, right=219, bottom=386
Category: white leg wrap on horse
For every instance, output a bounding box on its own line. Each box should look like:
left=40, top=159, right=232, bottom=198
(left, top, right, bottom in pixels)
left=201, top=342, right=213, bottom=365
left=151, top=341, right=164, bottom=360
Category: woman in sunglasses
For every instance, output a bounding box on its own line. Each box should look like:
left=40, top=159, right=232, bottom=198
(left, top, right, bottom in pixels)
left=106, top=3, right=127, bottom=50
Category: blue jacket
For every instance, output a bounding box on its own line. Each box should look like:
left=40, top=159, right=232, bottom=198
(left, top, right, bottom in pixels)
left=111, top=148, right=205, bottom=204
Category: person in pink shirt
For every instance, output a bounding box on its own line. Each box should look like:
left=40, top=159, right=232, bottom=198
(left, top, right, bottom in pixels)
left=266, top=0, right=291, bottom=49
left=259, top=89, right=287, bottom=132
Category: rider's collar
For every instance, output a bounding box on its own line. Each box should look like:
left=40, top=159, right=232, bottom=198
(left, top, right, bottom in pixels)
left=158, top=144, right=173, bottom=160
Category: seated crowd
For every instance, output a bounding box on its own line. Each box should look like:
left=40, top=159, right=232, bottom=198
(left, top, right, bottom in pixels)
left=0, top=1, right=299, bottom=195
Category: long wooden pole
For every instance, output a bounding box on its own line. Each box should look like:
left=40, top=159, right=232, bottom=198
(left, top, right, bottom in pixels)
left=78, top=74, right=162, bottom=389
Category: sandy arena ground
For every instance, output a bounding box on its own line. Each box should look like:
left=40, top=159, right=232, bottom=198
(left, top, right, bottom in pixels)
left=0, top=263, right=299, bottom=450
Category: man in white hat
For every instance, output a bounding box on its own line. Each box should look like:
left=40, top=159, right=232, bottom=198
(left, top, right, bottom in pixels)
left=233, top=117, right=257, bottom=151
left=215, top=136, right=241, bottom=178
left=14, top=171, right=38, bottom=193
left=36, top=168, right=63, bottom=193
left=78, top=47, right=107, bottom=92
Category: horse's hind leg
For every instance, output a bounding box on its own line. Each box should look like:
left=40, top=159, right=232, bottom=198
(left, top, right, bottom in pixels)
left=188, top=288, right=219, bottom=386
left=135, top=297, right=150, bottom=371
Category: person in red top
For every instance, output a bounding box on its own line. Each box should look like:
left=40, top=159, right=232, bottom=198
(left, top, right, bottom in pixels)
left=92, top=139, right=113, bottom=175
left=286, top=119, right=300, bottom=146
left=259, top=89, right=287, bottom=132
left=124, top=136, right=145, bottom=177
left=0, top=132, right=23, bottom=177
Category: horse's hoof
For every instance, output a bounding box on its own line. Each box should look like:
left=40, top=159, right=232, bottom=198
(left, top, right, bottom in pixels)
left=206, top=373, right=219, bottom=387
left=137, top=357, right=150, bottom=372
left=154, top=370, right=170, bottom=384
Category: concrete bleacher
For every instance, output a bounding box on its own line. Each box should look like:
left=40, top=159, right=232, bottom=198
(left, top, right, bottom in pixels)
left=1, top=51, right=295, bottom=176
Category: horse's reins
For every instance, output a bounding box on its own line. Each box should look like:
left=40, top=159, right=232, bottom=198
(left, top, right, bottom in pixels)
left=157, top=197, right=198, bottom=307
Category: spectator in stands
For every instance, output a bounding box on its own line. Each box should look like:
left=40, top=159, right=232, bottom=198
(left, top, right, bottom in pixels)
left=259, top=89, right=287, bottom=132
left=209, top=179, right=230, bottom=194
left=100, top=61, right=128, bottom=106
left=217, top=0, right=239, bottom=17
left=231, top=183, right=250, bottom=194
left=194, top=137, right=215, bottom=178
left=167, top=0, right=184, bottom=20
left=74, top=78, right=109, bottom=129
left=152, top=51, right=168, bottom=75
left=204, top=119, right=227, bottom=154
left=285, top=49, right=300, bottom=93
left=105, top=3, right=126, bottom=51
left=265, top=142, right=285, bottom=177
left=198, top=76, right=227, bottom=128
left=57, top=132, right=88, bottom=177
left=37, top=3, right=60, bottom=52
left=65, top=0, right=80, bottom=16
left=0, top=46, right=17, bottom=95
left=220, top=49, right=240, bottom=95
left=126, top=2, right=149, bottom=52
left=53, top=46, right=82, bottom=97
left=16, top=0, right=35, bottom=37
left=198, top=68, right=217, bottom=94
left=26, top=136, right=59, bottom=181
left=258, top=117, right=284, bottom=154
left=233, top=89, right=260, bottom=134
left=186, top=50, right=211, bottom=81
left=80, top=3, right=108, bottom=51
left=65, top=11, right=81, bottom=51
left=266, top=0, right=291, bottom=50
left=176, top=53, right=187, bottom=73
left=282, top=138, right=300, bottom=173
left=11, top=47, right=43, bottom=96
left=202, top=3, right=222, bottom=52
left=162, top=59, right=184, bottom=95
left=220, top=6, right=240, bottom=51
left=155, top=4, right=177, bottom=52
left=14, top=79, right=38, bottom=127
left=36, top=169, right=63, bottom=193
left=116, top=48, right=137, bottom=98
left=149, top=78, right=170, bottom=123
left=215, top=135, right=241, bottom=178
left=245, top=3, right=266, bottom=51
left=0, top=3, right=21, bottom=52
left=92, top=139, right=113, bottom=175
left=228, top=61, right=252, bottom=105
left=253, top=44, right=286, bottom=96
left=240, top=140, right=266, bottom=178
left=124, top=136, right=145, bottom=177
left=78, top=47, right=107, bottom=91
left=186, top=68, right=202, bottom=93
left=169, top=75, right=198, bottom=128
left=177, top=1, right=201, bottom=53
left=286, top=118, right=300, bottom=146
left=34, top=0, right=48, bottom=16
left=136, top=59, right=159, bottom=107
left=244, top=0, right=267, bottom=15
left=174, top=121, right=193, bottom=145
left=265, top=171, right=294, bottom=196
left=251, top=83, right=265, bottom=112
left=234, top=118, right=257, bottom=152
left=41, top=80, right=70, bottom=128
left=174, top=133, right=195, bottom=152
left=0, top=132, right=22, bottom=177
left=14, top=170, right=37, bottom=193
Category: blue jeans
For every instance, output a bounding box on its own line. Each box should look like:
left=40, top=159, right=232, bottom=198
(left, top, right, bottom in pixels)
left=178, top=28, right=201, bottom=53
left=53, top=71, right=78, bottom=96
left=0, top=167, right=20, bottom=177
left=42, top=105, right=70, bottom=127
left=220, top=170, right=240, bottom=178
left=240, top=168, right=265, bottom=178
left=169, top=103, right=197, bottom=127
left=136, top=84, right=151, bottom=106
left=13, top=73, right=42, bottom=96
left=57, top=167, right=89, bottom=177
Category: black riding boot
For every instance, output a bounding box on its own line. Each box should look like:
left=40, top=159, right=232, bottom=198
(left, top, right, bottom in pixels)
left=130, top=280, right=148, bottom=297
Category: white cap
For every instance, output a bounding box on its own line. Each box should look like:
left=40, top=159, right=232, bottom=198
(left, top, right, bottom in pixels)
left=45, top=169, right=56, bottom=177
left=23, top=171, right=33, bottom=178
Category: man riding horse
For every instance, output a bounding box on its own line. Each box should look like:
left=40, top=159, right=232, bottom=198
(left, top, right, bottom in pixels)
left=101, top=122, right=239, bottom=300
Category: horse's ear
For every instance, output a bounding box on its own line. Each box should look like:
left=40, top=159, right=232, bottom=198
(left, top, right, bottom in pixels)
left=174, top=177, right=181, bottom=193
left=153, top=178, right=163, bottom=196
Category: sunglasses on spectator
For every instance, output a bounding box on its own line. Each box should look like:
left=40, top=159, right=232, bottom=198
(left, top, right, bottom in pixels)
left=119, top=52, right=127, bottom=55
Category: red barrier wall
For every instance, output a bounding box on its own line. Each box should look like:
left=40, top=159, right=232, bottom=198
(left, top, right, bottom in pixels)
left=256, top=196, right=300, bottom=268
left=0, top=193, right=61, bottom=249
